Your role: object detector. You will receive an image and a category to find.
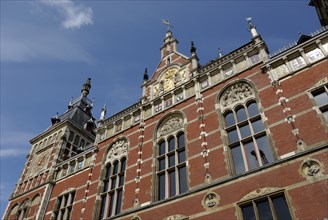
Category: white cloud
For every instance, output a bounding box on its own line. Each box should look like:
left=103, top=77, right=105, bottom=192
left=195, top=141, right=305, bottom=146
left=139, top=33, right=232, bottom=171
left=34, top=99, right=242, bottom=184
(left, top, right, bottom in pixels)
left=0, top=130, right=32, bottom=158
left=40, top=0, right=93, bottom=29
left=0, top=22, right=94, bottom=63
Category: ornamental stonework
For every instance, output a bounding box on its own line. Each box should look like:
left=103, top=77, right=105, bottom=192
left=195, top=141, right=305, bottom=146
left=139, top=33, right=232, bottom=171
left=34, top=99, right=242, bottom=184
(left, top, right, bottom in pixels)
left=163, top=214, right=189, bottom=220
left=240, top=187, right=281, bottom=202
left=302, top=159, right=321, bottom=177
left=202, top=192, right=219, bottom=209
left=220, top=82, right=255, bottom=108
left=107, top=139, right=128, bottom=163
left=159, top=116, right=184, bottom=137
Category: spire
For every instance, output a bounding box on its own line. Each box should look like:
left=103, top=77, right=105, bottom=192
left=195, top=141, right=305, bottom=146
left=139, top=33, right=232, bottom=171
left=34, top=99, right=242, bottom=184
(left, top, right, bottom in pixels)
left=246, top=17, right=258, bottom=38
left=99, top=104, right=107, bottom=121
left=190, top=41, right=197, bottom=54
left=218, top=48, right=223, bottom=58
left=81, top=78, right=91, bottom=97
left=68, top=97, right=73, bottom=110
left=160, top=20, right=178, bottom=59
left=143, top=68, right=149, bottom=81
left=51, top=112, right=60, bottom=125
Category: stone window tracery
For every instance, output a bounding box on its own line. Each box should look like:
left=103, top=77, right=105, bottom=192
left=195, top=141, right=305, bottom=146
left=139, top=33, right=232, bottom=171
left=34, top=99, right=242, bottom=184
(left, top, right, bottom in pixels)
left=238, top=191, right=292, bottom=220
left=219, top=82, right=274, bottom=175
left=52, top=191, right=75, bottom=220
left=99, top=138, right=128, bottom=219
left=156, top=114, right=188, bottom=201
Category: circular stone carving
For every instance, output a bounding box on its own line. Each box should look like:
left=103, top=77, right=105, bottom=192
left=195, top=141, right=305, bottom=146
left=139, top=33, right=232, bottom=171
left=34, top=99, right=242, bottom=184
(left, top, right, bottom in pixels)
left=203, top=193, right=219, bottom=208
left=302, top=160, right=321, bottom=177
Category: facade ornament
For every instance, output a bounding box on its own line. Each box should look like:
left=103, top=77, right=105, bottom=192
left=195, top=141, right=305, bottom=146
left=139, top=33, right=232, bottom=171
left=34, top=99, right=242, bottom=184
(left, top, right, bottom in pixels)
left=163, top=214, right=189, bottom=220
left=159, top=115, right=184, bottom=136
left=203, top=192, right=219, bottom=209
left=131, top=215, right=141, bottom=220
left=310, top=77, right=328, bottom=90
left=240, top=187, right=281, bottom=202
left=302, top=159, right=321, bottom=177
left=107, top=139, right=128, bottom=163
left=220, top=82, right=255, bottom=107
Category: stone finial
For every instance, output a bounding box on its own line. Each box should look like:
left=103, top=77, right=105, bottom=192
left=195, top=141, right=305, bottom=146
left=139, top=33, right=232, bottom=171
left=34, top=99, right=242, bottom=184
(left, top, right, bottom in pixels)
left=81, top=78, right=91, bottom=97
left=143, top=68, right=149, bottom=81
left=246, top=17, right=258, bottom=38
left=100, top=104, right=107, bottom=121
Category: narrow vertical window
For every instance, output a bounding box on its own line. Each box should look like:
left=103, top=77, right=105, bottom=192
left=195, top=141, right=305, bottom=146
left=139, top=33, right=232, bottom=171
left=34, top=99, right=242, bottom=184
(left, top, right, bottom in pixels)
left=219, top=82, right=274, bottom=176
left=156, top=115, right=188, bottom=201
left=53, top=191, right=75, bottom=220
left=100, top=157, right=126, bottom=219
left=224, top=101, right=274, bottom=175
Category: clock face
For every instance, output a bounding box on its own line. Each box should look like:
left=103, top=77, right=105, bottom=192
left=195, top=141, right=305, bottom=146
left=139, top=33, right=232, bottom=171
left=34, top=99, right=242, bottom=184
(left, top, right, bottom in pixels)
left=29, top=148, right=52, bottom=177
left=153, top=68, right=186, bottom=96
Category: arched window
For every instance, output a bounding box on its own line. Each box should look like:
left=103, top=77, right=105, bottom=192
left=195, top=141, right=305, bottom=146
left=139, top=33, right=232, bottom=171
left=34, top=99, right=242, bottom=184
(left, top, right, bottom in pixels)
left=219, top=82, right=274, bottom=175
left=16, top=199, right=30, bottom=220
left=100, top=139, right=128, bottom=219
left=156, top=114, right=188, bottom=201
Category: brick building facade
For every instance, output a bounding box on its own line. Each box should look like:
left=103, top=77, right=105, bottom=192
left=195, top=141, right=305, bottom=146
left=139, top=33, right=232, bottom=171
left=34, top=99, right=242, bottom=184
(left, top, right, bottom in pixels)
left=3, top=4, right=328, bottom=220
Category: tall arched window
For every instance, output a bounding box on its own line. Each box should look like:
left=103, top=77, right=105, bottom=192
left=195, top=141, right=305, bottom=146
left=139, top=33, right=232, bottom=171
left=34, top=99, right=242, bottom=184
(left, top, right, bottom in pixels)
left=156, top=114, right=188, bottom=201
left=99, top=139, right=128, bottom=219
left=219, top=82, right=274, bottom=175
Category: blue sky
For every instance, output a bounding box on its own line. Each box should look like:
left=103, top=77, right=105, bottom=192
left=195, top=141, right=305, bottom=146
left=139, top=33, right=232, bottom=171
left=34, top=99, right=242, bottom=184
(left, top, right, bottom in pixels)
left=0, top=0, right=320, bottom=217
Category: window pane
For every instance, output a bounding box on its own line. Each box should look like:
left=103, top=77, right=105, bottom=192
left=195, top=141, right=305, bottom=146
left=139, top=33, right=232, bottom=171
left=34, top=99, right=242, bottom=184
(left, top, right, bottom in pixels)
left=178, top=150, right=185, bottom=163
left=244, top=142, right=259, bottom=170
left=169, top=171, right=176, bottom=197
left=228, top=128, right=239, bottom=143
left=108, top=193, right=115, bottom=217
left=121, top=158, right=126, bottom=172
left=178, top=166, right=187, bottom=194
left=159, top=141, right=166, bottom=155
left=256, top=136, right=274, bottom=164
left=113, top=162, right=119, bottom=175
left=248, top=102, right=259, bottom=117
left=272, top=195, right=292, bottom=220
left=159, top=174, right=166, bottom=200
left=313, top=91, right=328, bottom=107
left=225, top=111, right=235, bottom=127
left=231, top=145, right=245, bottom=175
left=111, top=177, right=117, bottom=190
left=237, top=107, right=247, bottom=122
left=115, top=190, right=122, bottom=215
left=119, top=174, right=124, bottom=187
left=252, top=119, right=265, bottom=134
left=178, top=133, right=185, bottom=148
left=242, top=204, right=255, bottom=220
left=256, top=199, right=273, bottom=220
left=240, top=123, right=251, bottom=138
left=169, top=154, right=175, bottom=167
left=106, top=165, right=111, bottom=178
left=168, top=137, right=175, bottom=151
left=104, top=180, right=109, bottom=192
left=100, top=195, right=107, bottom=219
left=159, top=158, right=165, bottom=171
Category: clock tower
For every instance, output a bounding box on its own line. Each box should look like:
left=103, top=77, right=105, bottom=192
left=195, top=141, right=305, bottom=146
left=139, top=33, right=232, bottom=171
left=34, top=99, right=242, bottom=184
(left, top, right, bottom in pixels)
left=4, top=78, right=96, bottom=220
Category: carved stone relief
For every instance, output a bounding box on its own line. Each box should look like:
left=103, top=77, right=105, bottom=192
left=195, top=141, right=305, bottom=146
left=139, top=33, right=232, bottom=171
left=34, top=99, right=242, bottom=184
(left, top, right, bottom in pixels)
left=240, top=187, right=281, bottom=202
left=163, top=214, right=189, bottom=220
left=203, top=192, right=219, bottom=209
left=158, top=115, right=184, bottom=137
left=220, top=82, right=255, bottom=108
left=302, top=159, right=321, bottom=177
left=107, top=139, right=128, bottom=163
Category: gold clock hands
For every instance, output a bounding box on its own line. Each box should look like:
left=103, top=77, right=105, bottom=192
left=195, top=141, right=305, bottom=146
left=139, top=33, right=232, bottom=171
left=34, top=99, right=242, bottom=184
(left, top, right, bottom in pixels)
left=38, top=155, right=45, bottom=165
